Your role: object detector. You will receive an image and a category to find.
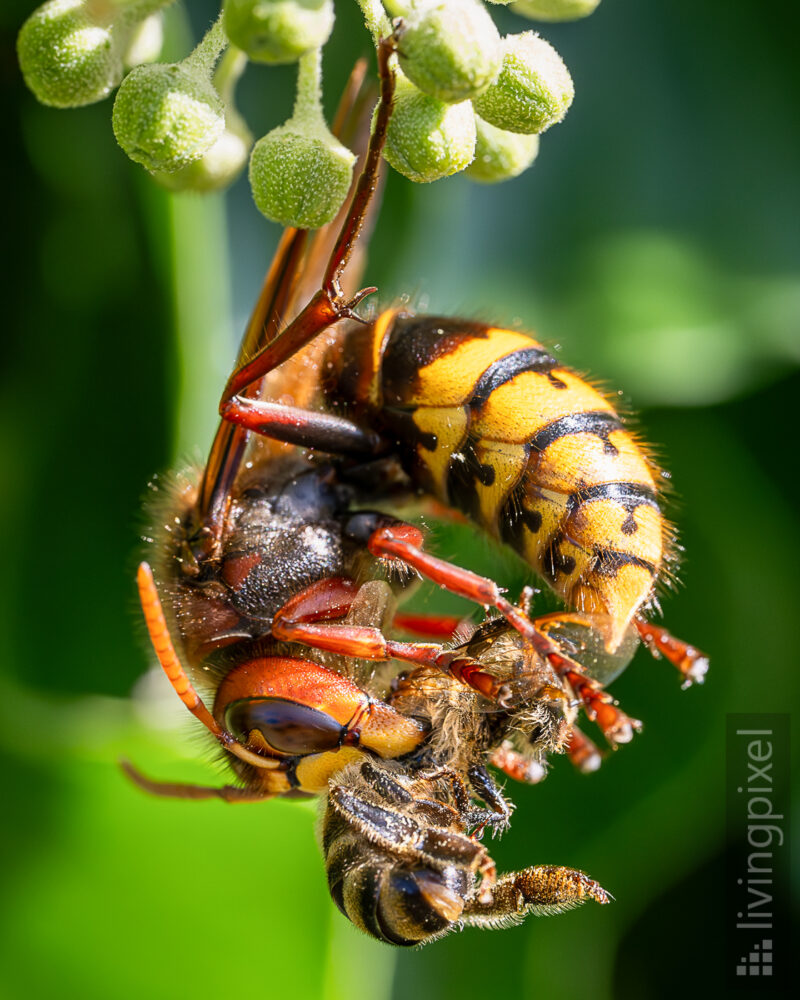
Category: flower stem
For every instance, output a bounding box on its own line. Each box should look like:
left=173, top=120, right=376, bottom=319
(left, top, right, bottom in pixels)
left=184, top=11, right=228, bottom=77
left=355, top=0, right=393, bottom=48
left=292, top=47, right=325, bottom=126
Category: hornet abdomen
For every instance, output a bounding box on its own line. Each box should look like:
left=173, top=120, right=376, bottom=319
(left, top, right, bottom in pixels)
left=330, top=311, right=669, bottom=649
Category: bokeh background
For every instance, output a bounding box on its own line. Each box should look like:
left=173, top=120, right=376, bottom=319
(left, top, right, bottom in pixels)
left=1, top=1, right=797, bottom=997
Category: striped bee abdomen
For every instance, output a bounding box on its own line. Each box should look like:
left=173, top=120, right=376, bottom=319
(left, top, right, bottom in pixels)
left=330, top=311, right=668, bottom=649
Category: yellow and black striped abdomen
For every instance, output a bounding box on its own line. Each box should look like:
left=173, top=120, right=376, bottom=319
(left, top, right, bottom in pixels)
left=334, top=311, right=667, bottom=649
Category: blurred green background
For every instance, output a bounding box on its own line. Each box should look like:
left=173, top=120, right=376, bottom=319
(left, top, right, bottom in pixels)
left=2, top=1, right=797, bottom=997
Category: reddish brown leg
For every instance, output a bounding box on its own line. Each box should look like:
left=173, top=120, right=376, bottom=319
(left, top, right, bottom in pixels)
left=519, top=610, right=642, bottom=747
left=121, top=760, right=273, bottom=803
left=366, top=525, right=592, bottom=685
left=490, top=742, right=547, bottom=785
left=491, top=728, right=602, bottom=782
left=218, top=37, right=397, bottom=409
left=563, top=668, right=641, bottom=746
left=272, top=552, right=639, bottom=744
left=137, top=562, right=281, bottom=772
left=272, top=578, right=508, bottom=702
left=566, top=726, right=603, bottom=774
left=196, top=42, right=397, bottom=547
left=219, top=397, right=382, bottom=456
left=636, top=620, right=709, bottom=687
left=293, top=525, right=639, bottom=733
left=197, top=229, right=310, bottom=540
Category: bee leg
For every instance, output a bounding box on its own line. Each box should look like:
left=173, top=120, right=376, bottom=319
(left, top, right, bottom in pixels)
left=635, top=620, right=709, bottom=687
left=566, top=726, right=603, bottom=774
left=358, top=761, right=468, bottom=832
left=361, top=760, right=507, bottom=843
left=137, top=562, right=283, bottom=772
left=462, top=865, right=612, bottom=926
left=328, top=762, right=497, bottom=898
left=357, top=759, right=415, bottom=804
left=464, top=763, right=513, bottom=836
left=120, top=760, right=273, bottom=803
left=418, top=766, right=472, bottom=809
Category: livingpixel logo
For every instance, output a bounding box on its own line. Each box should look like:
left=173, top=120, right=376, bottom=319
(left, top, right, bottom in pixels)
left=726, top=714, right=789, bottom=991
left=736, top=939, right=773, bottom=978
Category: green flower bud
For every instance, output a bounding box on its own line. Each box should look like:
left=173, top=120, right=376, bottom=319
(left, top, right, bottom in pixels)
left=466, top=115, right=539, bottom=183
left=112, top=17, right=227, bottom=173
left=382, top=70, right=476, bottom=183
left=223, top=0, right=334, bottom=65
left=151, top=50, right=252, bottom=193
left=249, top=49, right=354, bottom=227
left=153, top=111, right=252, bottom=192
left=397, top=0, right=501, bottom=104
left=122, top=13, right=164, bottom=69
left=512, top=0, right=601, bottom=22
left=249, top=123, right=354, bottom=227
left=113, top=63, right=224, bottom=171
left=17, top=0, right=122, bottom=108
left=473, top=31, right=573, bottom=134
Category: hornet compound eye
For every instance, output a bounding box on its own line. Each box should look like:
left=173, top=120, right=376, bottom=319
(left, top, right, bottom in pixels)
left=225, top=697, right=346, bottom=755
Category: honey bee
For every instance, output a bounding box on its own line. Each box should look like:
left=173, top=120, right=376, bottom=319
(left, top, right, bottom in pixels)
left=128, top=37, right=706, bottom=945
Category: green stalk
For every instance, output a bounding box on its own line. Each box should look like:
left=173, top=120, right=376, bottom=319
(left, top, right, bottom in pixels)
left=183, top=11, right=228, bottom=76
left=355, top=0, right=393, bottom=47
left=167, top=192, right=233, bottom=455
left=292, top=47, right=326, bottom=126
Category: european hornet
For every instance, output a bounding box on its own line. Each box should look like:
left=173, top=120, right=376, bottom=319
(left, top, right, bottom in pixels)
left=128, top=37, right=707, bottom=945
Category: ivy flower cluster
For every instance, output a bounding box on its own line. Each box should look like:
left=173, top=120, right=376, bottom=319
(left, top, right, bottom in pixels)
left=18, top=0, right=601, bottom=228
